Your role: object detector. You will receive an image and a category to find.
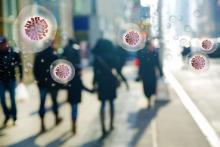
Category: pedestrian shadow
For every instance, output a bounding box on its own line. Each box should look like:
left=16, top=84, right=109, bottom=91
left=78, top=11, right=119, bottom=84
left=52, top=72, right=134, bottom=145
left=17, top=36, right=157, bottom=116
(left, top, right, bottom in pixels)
left=7, top=125, right=64, bottom=147
left=8, top=133, right=42, bottom=147
left=45, top=131, right=73, bottom=147
left=80, top=131, right=112, bottom=147
left=128, top=99, right=169, bottom=147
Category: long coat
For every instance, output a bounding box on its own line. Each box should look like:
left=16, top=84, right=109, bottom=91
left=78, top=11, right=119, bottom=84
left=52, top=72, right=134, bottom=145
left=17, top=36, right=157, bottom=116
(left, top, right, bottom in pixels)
left=33, top=47, right=58, bottom=89
left=0, top=47, right=23, bottom=82
left=92, top=39, right=118, bottom=101
left=137, top=47, right=163, bottom=98
left=62, top=42, right=83, bottom=104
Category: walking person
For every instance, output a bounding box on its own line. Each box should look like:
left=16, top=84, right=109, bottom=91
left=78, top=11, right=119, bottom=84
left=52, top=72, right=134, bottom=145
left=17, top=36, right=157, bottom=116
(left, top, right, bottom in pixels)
left=0, top=36, right=23, bottom=126
left=92, top=38, right=127, bottom=137
left=62, top=39, right=93, bottom=134
left=33, top=42, right=62, bottom=133
left=137, top=40, right=163, bottom=109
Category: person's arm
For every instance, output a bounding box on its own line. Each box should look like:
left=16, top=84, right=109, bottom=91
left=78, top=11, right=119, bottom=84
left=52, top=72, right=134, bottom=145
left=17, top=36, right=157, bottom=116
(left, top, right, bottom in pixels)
left=116, top=67, right=129, bottom=90
left=155, top=51, right=163, bottom=77
left=92, top=59, right=98, bottom=90
left=33, top=54, right=40, bottom=81
left=15, top=53, right=23, bottom=82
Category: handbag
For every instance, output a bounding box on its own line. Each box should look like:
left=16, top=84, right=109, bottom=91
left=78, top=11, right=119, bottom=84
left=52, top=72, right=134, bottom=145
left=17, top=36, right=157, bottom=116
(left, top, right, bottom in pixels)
left=16, top=83, right=29, bottom=102
left=156, top=77, right=169, bottom=101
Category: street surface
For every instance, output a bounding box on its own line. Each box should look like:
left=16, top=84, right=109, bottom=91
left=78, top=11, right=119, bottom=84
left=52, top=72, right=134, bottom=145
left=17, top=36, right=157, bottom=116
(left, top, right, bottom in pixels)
left=1, top=61, right=219, bottom=147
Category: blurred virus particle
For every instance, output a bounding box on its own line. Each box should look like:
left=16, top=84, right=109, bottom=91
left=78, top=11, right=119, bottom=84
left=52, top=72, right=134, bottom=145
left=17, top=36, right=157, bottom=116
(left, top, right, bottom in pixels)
left=13, top=5, right=57, bottom=53
left=50, top=60, right=74, bottom=84
left=201, top=39, right=213, bottom=51
left=24, top=16, right=48, bottom=40
left=118, top=23, right=146, bottom=52
left=124, top=31, right=140, bottom=46
left=189, top=54, right=208, bottom=72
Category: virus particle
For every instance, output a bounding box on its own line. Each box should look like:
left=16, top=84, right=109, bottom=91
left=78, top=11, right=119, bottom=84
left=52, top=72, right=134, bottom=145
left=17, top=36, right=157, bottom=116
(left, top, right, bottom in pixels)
left=54, top=64, right=70, bottom=80
left=190, top=55, right=206, bottom=70
left=201, top=39, right=213, bottom=51
left=24, top=16, right=48, bottom=40
left=50, top=60, right=74, bottom=84
left=124, top=31, right=140, bottom=46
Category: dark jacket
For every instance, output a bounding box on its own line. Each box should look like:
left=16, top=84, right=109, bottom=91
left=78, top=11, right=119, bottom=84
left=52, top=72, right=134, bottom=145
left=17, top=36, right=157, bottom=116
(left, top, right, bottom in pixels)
left=33, top=46, right=58, bottom=89
left=62, top=41, right=84, bottom=104
left=0, top=47, right=23, bottom=82
left=92, top=39, right=119, bottom=100
left=137, top=47, right=163, bottom=97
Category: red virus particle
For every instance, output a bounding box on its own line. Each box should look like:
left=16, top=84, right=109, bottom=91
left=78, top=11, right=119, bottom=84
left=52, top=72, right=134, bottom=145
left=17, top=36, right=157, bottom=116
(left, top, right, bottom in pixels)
left=124, top=31, right=140, bottom=46
left=54, top=64, right=71, bottom=80
left=191, top=55, right=206, bottom=70
left=24, top=16, right=48, bottom=40
left=202, top=39, right=212, bottom=51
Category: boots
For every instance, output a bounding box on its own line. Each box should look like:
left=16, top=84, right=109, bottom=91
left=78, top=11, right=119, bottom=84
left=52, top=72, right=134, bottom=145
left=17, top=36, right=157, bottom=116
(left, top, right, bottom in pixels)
left=55, top=115, right=62, bottom=126
left=40, top=117, right=46, bottom=133
left=3, top=116, right=9, bottom=127
left=72, top=120, right=76, bottom=134
left=101, top=115, right=107, bottom=137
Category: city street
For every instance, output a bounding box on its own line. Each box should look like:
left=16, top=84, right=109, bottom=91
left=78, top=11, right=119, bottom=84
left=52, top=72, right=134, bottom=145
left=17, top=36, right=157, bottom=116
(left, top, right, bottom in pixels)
left=1, top=62, right=219, bottom=147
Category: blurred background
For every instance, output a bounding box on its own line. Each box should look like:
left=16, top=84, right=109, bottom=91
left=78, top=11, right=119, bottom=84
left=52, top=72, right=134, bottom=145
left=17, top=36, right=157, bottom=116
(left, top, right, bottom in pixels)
left=0, top=0, right=220, bottom=147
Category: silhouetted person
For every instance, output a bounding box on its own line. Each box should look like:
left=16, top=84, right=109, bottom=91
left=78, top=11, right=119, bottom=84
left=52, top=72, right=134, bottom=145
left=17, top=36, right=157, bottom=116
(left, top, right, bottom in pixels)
left=0, top=36, right=23, bottom=126
left=137, top=41, right=163, bottom=109
left=92, top=38, right=127, bottom=137
left=63, top=39, right=93, bottom=134
left=33, top=43, right=62, bottom=133
left=181, top=46, right=192, bottom=60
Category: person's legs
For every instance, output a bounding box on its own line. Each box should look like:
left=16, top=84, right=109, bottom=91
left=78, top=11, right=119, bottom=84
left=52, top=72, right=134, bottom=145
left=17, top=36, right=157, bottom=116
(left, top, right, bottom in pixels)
left=50, top=89, right=62, bottom=125
left=71, top=103, right=78, bottom=134
left=109, top=99, right=115, bottom=130
left=39, top=87, right=47, bottom=132
left=100, top=99, right=106, bottom=135
left=143, top=82, right=152, bottom=109
left=0, top=82, right=10, bottom=125
left=8, top=81, right=17, bottom=124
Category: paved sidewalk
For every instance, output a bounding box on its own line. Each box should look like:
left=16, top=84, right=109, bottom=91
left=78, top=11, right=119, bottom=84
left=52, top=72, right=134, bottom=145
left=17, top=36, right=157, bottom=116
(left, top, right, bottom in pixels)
left=0, top=66, right=212, bottom=147
left=173, top=58, right=220, bottom=139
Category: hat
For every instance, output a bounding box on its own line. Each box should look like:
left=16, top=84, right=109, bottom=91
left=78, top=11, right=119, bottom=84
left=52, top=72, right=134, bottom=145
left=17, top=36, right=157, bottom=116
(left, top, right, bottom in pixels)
left=0, top=36, right=7, bottom=43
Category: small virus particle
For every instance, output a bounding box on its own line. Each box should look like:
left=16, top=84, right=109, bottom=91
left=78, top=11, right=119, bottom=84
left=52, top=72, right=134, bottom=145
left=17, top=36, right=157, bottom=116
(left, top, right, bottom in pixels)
left=50, top=60, right=74, bottom=84
left=24, top=16, right=48, bottom=40
left=190, top=55, right=206, bottom=70
left=124, top=31, right=140, bottom=46
left=201, top=39, right=213, bottom=51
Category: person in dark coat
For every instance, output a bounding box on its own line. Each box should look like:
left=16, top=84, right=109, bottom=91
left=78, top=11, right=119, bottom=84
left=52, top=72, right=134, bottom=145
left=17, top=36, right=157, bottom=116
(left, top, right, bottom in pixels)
left=92, top=38, right=127, bottom=137
left=0, top=36, right=23, bottom=126
left=181, top=45, right=192, bottom=60
left=33, top=43, right=62, bottom=133
left=137, top=40, right=163, bottom=109
left=62, top=39, right=93, bottom=134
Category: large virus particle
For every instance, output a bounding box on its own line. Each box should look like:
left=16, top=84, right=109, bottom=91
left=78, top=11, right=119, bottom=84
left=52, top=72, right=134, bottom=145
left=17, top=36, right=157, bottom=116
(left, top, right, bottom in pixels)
left=54, top=63, right=71, bottom=80
left=24, top=16, right=48, bottom=40
left=190, top=55, right=206, bottom=70
left=202, top=39, right=213, bottom=51
left=124, top=31, right=140, bottom=46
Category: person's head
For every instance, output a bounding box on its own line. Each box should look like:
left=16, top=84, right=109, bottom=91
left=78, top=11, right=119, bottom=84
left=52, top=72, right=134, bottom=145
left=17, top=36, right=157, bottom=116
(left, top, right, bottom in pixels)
left=0, top=36, right=9, bottom=51
left=145, top=40, right=154, bottom=51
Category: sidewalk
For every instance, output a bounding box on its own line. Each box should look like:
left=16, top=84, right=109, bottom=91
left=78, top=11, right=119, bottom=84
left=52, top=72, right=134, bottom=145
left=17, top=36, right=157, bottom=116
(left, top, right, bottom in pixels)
left=173, top=58, right=220, bottom=139
left=0, top=65, right=212, bottom=147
